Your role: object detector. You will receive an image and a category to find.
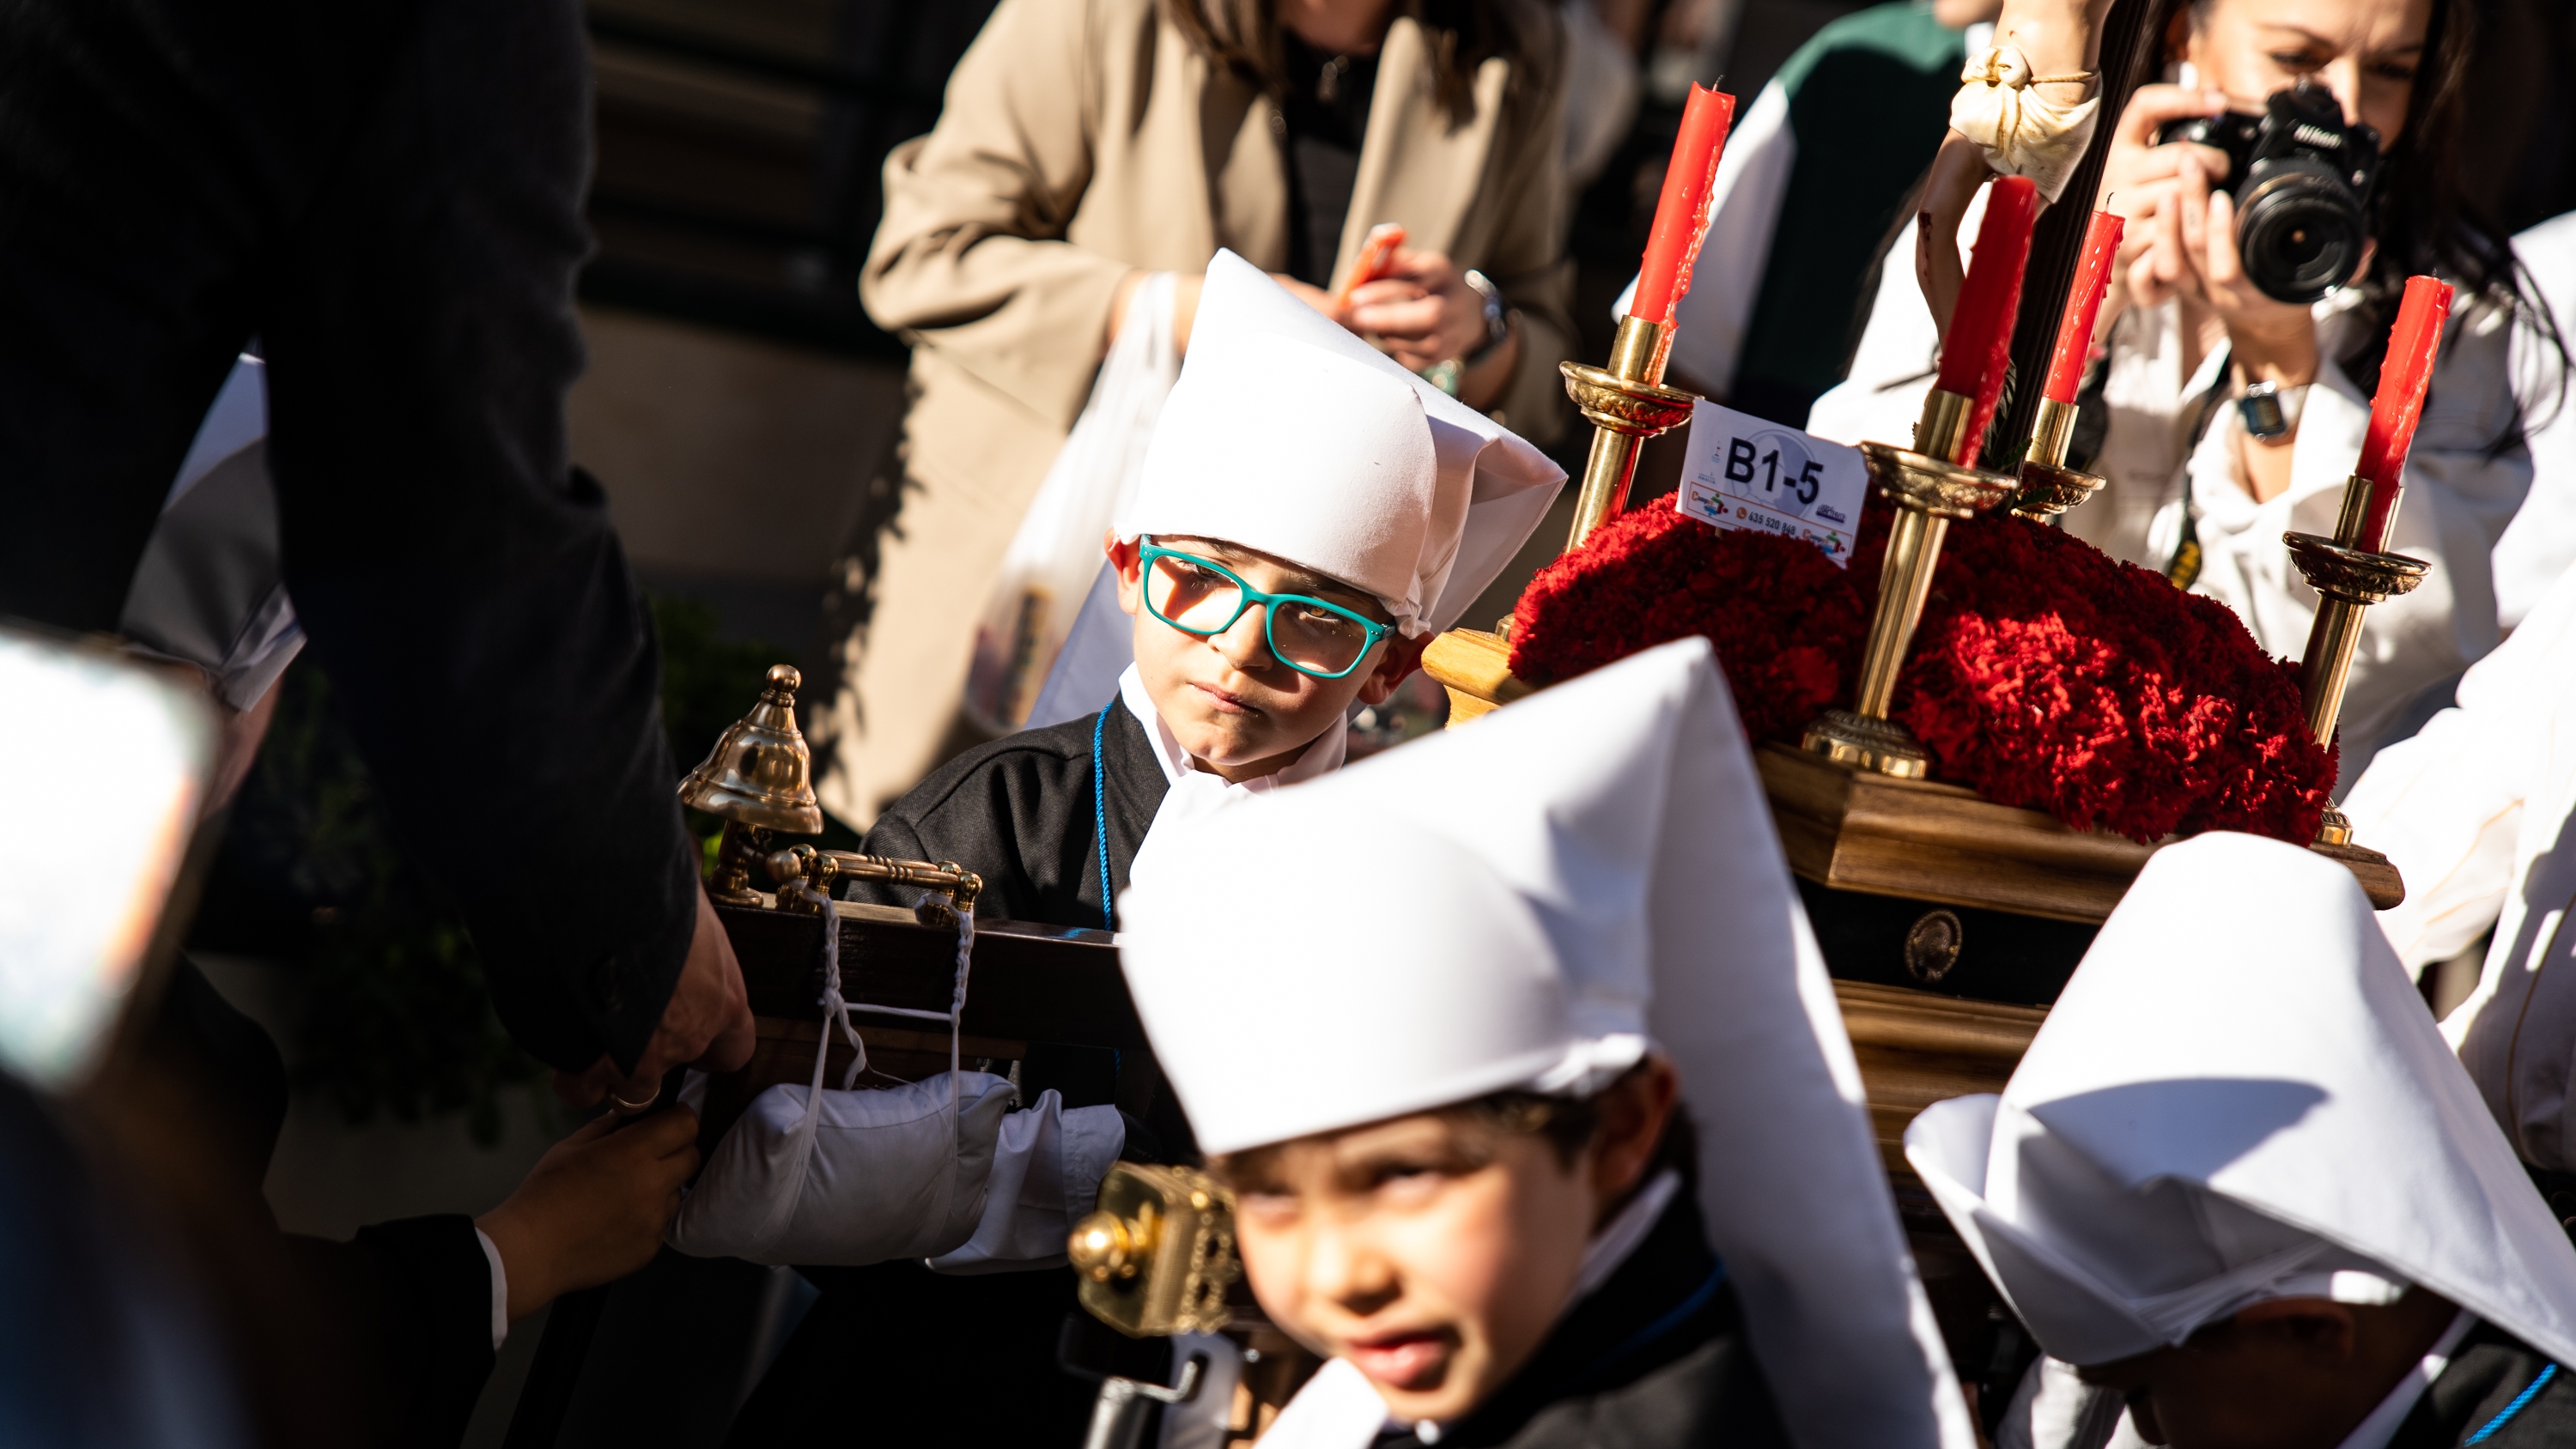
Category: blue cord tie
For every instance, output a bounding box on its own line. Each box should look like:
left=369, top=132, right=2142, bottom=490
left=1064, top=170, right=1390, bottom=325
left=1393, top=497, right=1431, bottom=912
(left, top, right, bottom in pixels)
left=2467, top=1362, right=2557, bottom=1444
left=1092, top=704, right=1115, bottom=932
left=1567, top=1260, right=1728, bottom=1390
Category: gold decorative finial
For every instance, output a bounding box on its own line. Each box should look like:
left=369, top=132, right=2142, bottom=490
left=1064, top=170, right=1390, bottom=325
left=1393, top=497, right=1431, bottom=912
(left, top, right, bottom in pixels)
left=678, top=664, right=823, bottom=834
left=680, top=664, right=823, bottom=904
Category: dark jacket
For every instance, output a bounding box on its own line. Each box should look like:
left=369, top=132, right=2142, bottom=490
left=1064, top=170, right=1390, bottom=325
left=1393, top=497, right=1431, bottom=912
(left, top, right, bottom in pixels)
left=2390, top=1318, right=2575, bottom=1448
left=1384, top=1185, right=1790, bottom=1449
left=854, top=706, right=1169, bottom=930
left=0, top=0, right=696, bottom=1076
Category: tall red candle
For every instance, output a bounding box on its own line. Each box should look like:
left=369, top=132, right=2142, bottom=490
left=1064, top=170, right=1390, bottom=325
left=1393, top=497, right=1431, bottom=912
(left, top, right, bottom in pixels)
left=2043, top=210, right=2124, bottom=403
left=1932, top=176, right=2039, bottom=467
left=1628, top=85, right=1736, bottom=330
left=2350, top=276, right=2454, bottom=553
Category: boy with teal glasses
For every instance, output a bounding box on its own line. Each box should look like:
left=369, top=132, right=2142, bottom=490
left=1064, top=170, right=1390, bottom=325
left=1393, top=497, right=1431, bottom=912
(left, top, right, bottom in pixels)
left=846, top=249, right=1564, bottom=930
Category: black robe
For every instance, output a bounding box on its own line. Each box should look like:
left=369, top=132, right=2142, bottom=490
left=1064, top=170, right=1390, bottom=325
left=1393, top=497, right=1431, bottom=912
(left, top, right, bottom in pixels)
left=848, top=706, right=1169, bottom=930
left=2389, top=1318, right=2576, bottom=1447
left=1381, top=1186, right=1790, bottom=1449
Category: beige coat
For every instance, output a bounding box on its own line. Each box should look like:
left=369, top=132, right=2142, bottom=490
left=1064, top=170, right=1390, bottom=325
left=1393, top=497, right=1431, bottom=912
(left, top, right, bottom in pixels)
left=813, top=0, right=1576, bottom=826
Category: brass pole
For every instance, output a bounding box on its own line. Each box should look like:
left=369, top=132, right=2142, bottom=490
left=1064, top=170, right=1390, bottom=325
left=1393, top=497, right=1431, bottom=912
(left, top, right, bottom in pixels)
left=1559, top=315, right=1697, bottom=551
left=2287, top=475, right=2429, bottom=845
left=1798, top=388, right=2017, bottom=779
left=2010, top=397, right=2105, bottom=521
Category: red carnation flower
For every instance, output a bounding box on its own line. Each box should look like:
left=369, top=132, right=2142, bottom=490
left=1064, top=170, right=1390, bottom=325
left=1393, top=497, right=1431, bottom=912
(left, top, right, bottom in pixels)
left=1510, top=494, right=2334, bottom=844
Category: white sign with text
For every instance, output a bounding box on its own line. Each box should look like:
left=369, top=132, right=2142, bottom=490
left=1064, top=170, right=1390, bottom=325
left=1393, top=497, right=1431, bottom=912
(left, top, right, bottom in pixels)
left=1674, top=401, right=1867, bottom=568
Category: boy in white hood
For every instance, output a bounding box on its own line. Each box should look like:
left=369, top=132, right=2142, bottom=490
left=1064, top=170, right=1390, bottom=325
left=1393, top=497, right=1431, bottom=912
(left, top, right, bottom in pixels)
left=1909, top=834, right=2576, bottom=1449
left=1120, top=639, right=1977, bottom=1449
left=844, top=249, right=1563, bottom=931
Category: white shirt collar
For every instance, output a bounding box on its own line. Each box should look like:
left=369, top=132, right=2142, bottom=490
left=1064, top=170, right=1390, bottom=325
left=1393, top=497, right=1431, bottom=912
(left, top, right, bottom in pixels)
left=2331, top=1308, right=2478, bottom=1449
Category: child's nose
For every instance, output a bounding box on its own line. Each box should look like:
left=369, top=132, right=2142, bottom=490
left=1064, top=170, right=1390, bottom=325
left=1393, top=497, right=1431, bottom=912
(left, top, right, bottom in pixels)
left=1305, top=1220, right=1400, bottom=1316
left=1212, top=603, right=1275, bottom=671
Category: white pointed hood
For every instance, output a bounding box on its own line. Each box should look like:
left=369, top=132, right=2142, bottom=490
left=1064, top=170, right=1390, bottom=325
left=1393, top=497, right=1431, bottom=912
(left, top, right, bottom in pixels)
left=1119, top=637, right=1973, bottom=1449
left=1906, top=833, right=2576, bottom=1368
left=1112, top=250, right=1564, bottom=638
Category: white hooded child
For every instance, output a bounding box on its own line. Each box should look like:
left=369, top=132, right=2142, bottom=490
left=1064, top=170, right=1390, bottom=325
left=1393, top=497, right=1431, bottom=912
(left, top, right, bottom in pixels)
left=1909, top=833, right=2576, bottom=1449
left=848, top=247, right=1565, bottom=933
left=1118, top=637, right=1978, bottom=1449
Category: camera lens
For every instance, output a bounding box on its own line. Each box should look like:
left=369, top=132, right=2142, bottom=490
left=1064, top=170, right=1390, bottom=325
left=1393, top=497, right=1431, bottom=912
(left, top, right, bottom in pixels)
left=2236, top=161, right=2366, bottom=305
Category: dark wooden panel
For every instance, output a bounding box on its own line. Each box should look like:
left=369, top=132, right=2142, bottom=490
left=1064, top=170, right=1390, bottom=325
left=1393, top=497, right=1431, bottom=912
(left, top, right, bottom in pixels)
left=716, top=900, right=1145, bottom=1050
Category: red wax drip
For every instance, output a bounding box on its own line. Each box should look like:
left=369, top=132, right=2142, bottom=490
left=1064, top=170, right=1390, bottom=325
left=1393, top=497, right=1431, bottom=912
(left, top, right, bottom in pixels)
left=1629, top=85, right=1736, bottom=329
left=1932, top=176, right=2039, bottom=468
left=2044, top=211, right=2124, bottom=404
left=2351, top=275, right=2454, bottom=553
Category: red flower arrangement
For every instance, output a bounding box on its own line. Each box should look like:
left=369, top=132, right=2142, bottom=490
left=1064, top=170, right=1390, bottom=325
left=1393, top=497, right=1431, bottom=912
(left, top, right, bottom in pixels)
left=1508, top=495, right=2335, bottom=844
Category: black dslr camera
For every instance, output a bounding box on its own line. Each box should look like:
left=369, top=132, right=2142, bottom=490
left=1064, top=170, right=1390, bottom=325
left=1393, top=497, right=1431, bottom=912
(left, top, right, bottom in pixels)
left=2154, top=82, right=2380, bottom=305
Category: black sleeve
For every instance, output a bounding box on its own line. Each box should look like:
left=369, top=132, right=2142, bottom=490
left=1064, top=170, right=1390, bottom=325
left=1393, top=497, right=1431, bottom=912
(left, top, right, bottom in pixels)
left=853, top=711, right=1168, bottom=929
left=284, top=1216, right=500, bottom=1449
left=0, top=0, right=696, bottom=1074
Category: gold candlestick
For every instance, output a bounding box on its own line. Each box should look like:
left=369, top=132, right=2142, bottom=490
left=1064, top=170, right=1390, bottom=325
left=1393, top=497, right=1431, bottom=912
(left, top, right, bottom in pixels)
left=1800, top=389, right=2018, bottom=778
left=2287, top=475, right=2428, bottom=845
left=2011, top=396, right=2106, bottom=520
left=1558, top=314, right=1700, bottom=550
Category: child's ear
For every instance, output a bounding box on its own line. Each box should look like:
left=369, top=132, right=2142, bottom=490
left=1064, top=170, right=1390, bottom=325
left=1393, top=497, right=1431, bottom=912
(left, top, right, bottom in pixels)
left=1355, top=632, right=1428, bottom=706
left=1589, top=1058, right=1681, bottom=1209
left=1109, top=532, right=1144, bottom=617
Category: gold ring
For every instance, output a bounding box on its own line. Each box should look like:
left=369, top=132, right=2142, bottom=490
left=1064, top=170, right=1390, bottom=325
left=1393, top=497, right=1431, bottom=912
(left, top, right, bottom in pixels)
left=608, top=1089, right=657, bottom=1113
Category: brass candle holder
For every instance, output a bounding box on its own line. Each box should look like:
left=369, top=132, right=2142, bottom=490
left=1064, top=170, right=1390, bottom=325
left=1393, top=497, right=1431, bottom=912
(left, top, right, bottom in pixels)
left=1558, top=314, right=1700, bottom=549
left=2011, top=397, right=2106, bottom=521
left=1800, top=389, right=2018, bottom=778
left=2287, top=475, right=2429, bottom=846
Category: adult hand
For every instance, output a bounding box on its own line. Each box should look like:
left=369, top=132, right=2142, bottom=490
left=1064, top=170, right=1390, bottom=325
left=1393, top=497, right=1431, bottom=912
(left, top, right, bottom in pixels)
left=2158, top=146, right=2322, bottom=387
left=1346, top=249, right=1521, bottom=409
left=476, top=1106, right=702, bottom=1320
left=1346, top=249, right=1488, bottom=373
left=555, top=883, right=753, bottom=1113
left=2095, top=82, right=2232, bottom=314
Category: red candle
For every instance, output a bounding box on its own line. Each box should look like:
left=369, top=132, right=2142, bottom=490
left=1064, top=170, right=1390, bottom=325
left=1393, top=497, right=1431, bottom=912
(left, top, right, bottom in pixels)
left=2044, top=210, right=2124, bottom=404
left=2350, top=275, right=2454, bottom=553
left=1628, top=85, right=1736, bottom=330
left=1932, top=176, right=2039, bottom=467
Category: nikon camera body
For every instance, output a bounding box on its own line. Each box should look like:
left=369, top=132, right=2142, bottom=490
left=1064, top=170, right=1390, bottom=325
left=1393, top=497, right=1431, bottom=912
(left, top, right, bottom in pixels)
left=2155, top=82, right=2381, bottom=305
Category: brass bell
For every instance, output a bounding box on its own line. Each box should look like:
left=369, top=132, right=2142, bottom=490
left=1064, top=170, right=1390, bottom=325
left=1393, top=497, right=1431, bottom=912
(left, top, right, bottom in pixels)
left=679, top=664, right=823, bottom=905
left=679, top=664, right=823, bottom=833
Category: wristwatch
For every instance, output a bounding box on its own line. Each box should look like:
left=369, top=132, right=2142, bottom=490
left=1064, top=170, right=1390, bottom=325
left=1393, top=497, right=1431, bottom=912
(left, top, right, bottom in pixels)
left=2238, top=379, right=2307, bottom=441
left=1461, top=269, right=1511, bottom=370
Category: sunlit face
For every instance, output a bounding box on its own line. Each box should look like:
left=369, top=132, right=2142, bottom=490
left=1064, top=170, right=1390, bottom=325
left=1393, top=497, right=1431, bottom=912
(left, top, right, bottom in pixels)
left=2184, top=0, right=2432, bottom=153
left=1220, top=1113, right=1596, bottom=1426
left=1112, top=534, right=1406, bottom=782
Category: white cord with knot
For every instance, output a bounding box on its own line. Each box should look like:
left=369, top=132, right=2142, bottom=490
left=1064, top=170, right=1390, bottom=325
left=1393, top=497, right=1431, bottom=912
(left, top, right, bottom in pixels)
left=1950, top=45, right=2101, bottom=204
left=753, top=882, right=980, bottom=1245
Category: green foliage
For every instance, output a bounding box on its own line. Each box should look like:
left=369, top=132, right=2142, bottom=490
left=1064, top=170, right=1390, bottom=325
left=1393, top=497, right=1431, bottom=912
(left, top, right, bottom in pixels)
left=206, top=591, right=789, bottom=1145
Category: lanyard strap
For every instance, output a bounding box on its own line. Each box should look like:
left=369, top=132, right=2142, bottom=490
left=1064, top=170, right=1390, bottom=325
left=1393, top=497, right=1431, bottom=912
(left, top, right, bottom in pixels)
left=1092, top=703, right=1115, bottom=932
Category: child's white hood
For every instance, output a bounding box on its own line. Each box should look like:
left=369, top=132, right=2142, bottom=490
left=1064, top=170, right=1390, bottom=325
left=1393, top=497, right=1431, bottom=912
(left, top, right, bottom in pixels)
left=1113, top=251, right=1564, bottom=639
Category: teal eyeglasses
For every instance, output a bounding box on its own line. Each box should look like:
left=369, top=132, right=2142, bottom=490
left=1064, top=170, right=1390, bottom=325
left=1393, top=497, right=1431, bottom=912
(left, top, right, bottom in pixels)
left=1138, top=540, right=1394, bottom=680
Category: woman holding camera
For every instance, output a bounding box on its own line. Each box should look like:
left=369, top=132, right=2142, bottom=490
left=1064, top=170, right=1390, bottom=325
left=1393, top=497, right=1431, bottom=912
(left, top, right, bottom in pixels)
left=1816, top=0, right=2564, bottom=774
